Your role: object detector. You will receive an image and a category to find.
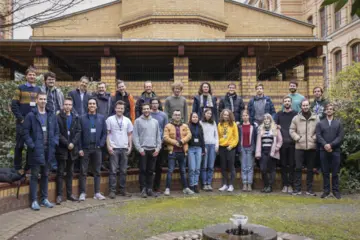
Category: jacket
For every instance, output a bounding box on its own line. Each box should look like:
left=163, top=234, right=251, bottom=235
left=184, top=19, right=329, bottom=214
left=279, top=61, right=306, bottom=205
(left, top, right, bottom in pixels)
left=188, top=123, right=205, bottom=153
left=135, top=91, right=163, bottom=118
left=237, top=124, right=257, bottom=152
left=247, top=95, right=276, bottom=125
left=218, top=93, right=245, bottom=123
left=192, top=95, right=218, bottom=123
left=112, top=91, right=135, bottom=123
left=68, top=89, right=90, bottom=116
left=316, top=118, right=344, bottom=152
left=39, top=85, right=64, bottom=114
left=289, top=112, right=320, bottom=150
left=22, top=108, right=59, bottom=166
left=255, top=129, right=283, bottom=160
left=133, top=115, right=162, bottom=153
left=310, top=97, right=329, bottom=120
left=92, top=92, right=112, bottom=119
left=274, top=110, right=298, bottom=145
left=218, top=122, right=239, bottom=149
left=79, top=113, right=107, bottom=150
left=56, top=110, right=81, bottom=161
left=164, top=121, right=192, bottom=155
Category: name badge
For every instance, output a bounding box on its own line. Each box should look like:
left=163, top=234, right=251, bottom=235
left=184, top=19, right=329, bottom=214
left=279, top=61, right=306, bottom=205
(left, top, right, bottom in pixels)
left=30, top=102, right=36, bottom=107
left=91, top=128, right=96, bottom=133
left=42, top=126, right=47, bottom=132
left=194, top=138, right=199, bottom=143
left=67, top=131, right=70, bottom=136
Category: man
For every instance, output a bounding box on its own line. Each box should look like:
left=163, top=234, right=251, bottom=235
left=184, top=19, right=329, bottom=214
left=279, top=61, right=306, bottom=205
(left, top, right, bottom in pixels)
left=133, top=103, right=162, bottom=198
left=219, top=83, right=245, bottom=125
left=92, top=82, right=112, bottom=119
left=106, top=100, right=133, bottom=199
left=11, top=67, right=41, bottom=171
left=164, top=82, right=188, bottom=122
left=316, top=103, right=344, bottom=199
left=287, top=81, right=305, bottom=113
left=78, top=98, right=107, bottom=201
left=290, top=99, right=319, bottom=196
left=39, top=71, right=64, bottom=115
left=68, top=76, right=90, bottom=116
left=23, top=92, right=59, bottom=210
left=311, top=87, right=328, bottom=120
left=55, top=97, right=81, bottom=204
left=274, top=96, right=297, bottom=194
left=112, top=80, right=135, bottom=123
left=135, top=81, right=163, bottom=118
left=247, top=83, right=276, bottom=126
left=163, top=110, right=194, bottom=196
left=150, top=98, right=169, bottom=193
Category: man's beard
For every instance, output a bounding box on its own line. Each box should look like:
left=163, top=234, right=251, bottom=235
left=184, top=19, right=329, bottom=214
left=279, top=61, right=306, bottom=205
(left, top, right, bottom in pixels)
left=284, top=105, right=291, bottom=109
left=289, top=88, right=296, bottom=93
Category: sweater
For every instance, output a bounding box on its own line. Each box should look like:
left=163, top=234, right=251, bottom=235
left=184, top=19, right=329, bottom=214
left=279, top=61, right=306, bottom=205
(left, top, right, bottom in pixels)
left=164, top=96, right=188, bottom=123
left=274, top=110, right=297, bottom=145
left=218, top=122, right=239, bottom=148
left=11, top=83, right=41, bottom=122
left=133, top=115, right=162, bottom=153
left=200, top=121, right=219, bottom=147
left=288, top=93, right=305, bottom=113
left=316, top=118, right=344, bottom=151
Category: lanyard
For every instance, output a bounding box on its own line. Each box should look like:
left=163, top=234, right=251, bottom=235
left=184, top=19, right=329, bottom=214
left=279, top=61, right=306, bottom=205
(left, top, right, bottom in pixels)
left=116, top=116, right=123, bottom=131
left=193, top=125, right=199, bottom=137
left=39, top=113, right=47, bottom=126
left=67, top=114, right=72, bottom=130
left=30, top=92, right=36, bottom=103
left=89, top=115, right=96, bottom=128
left=315, top=102, right=319, bottom=113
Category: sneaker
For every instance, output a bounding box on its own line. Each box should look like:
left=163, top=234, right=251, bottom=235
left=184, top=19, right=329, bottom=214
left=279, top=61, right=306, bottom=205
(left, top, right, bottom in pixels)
left=203, top=185, right=209, bottom=191
left=320, top=192, right=330, bottom=199
left=207, top=185, right=213, bottom=192
left=31, top=201, right=40, bottom=211
left=227, top=185, right=234, bottom=192
left=67, top=194, right=79, bottom=201
left=242, top=184, right=248, bottom=191
left=247, top=184, right=252, bottom=191
left=118, top=191, right=132, bottom=197
left=79, top=193, right=86, bottom=201
left=265, top=186, right=272, bottom=193
left=261, top=187, right=267, bottom=193
left=140, top=188, right=147, bottom=198
left=164, top=188, right=170, bottom=196
left=193, top=185, right=200, bottom=194
left=56, top=196, right=62, bottom=205
left=147, top=189, right=154, bottom=197
left=306, top=191, right=317, bottom=196
left=109, top=192, right=116, bottom=199
left=219, top=185, right=228, bottom=191
left=183, top=187, right=194, bottom=195
left=281, top=186, right=288, bottom=193
left=94, top=193, right=106, bottom=200
left=41, top=199, right=54, bottom=208
left=292, top=191, right=302, bottom=196
left=333, top=191, right=341, bottom=199
left=287, top=186, right=293, bottom=194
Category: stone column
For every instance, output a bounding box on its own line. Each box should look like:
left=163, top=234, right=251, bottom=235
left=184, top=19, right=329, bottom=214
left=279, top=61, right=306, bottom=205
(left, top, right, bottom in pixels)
left=174, top=56, right=189, bottom=120
left=101, top=57, right=117, bottom=93
left=240, top=57, right=257, bottom=104
left=304, top=57, right=324, bottom=98
left=33, top=57, right=50, bottom=75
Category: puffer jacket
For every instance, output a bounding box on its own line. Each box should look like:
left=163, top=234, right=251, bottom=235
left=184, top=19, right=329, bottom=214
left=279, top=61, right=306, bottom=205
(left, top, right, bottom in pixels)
left=164, top=121, right=192, bottom=155
left=289, top=112, right=319, bottom=150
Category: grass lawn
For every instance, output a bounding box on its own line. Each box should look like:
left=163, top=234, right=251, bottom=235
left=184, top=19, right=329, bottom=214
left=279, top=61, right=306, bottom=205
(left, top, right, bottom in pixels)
left=109, top=193, right=360, bottom=240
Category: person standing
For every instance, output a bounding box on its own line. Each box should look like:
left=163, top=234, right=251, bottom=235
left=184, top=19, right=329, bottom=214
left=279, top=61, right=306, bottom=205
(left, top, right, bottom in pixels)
left=200, top=109, right=218, bottom=192
left=39, top=71, right=64, bottom=115
left=164, top=82, right=188, bottom=122
left=219, top=83, right=245, bottom=125
left=247, top=83, right=276, bottom=126
left=23, top=92, right=59, bottom=210
left=287, top=81, right=305, bottom=113
left=187, top=112, right=205, bottom=193
left=255, top=114, right=282, bottom=193
left=78, top=98, right=107, bottom=201
left=112, top=80, right=135, bottom=123
left=274, top=96, right=298, bottom=194
left=68, top=76, right=90, bottom=116
left=218, top=109, right=239, bottom=192
left=92, top=82, right=112, bottom=119
left=55, top=97, right=81, bottom=205
left=163, top=110, right=194, bottom=196
left=316, top=103, right=344, bottom=199
left=135, top=81, right=163, bottom=118
left=133, top=103, right=162, bottom=198
left=290, top=99, right=319, bottom=196
left=192, top=82, right=218, bottom=123
left=11, top=67, right=41, bottom=171
left=150, top=98, right=169, bottom=193
left=237, top=110, right=257, bottom=192
left=311, top=87, right=328, bottom=120
left=106, top=100, right=133, bottom=199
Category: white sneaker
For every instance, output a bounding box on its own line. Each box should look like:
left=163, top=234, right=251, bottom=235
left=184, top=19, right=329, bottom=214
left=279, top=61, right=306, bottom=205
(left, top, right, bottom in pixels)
left=79, top=193, right=86, bottom=201
left=203, top=185, right=208, bottom=190
left=164, top=188, right=170, bottom=196
left=219, top=185, right=228, bottom=191
left=227, top=185, right=234, bottom=192
left=287, top=186, right=293, bottom=193
left=183, top=188, right=194, bottom=195
left=93, top=193, right=106, bottom=200
left=207, top=185, right=213, bottom=191
left=282, top=186, right=288, bottom=193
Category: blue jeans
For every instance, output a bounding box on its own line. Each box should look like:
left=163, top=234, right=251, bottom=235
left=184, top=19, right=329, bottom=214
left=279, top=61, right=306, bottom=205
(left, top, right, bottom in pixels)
left=188, top=146, right=202, bottom=187
left=201, top=144, right=216, bottom=185
left=166, top=152, right=188, bottom=189
left=240, top=147, right=254, bottom=184
left=30, top=163, right=49, bottom=202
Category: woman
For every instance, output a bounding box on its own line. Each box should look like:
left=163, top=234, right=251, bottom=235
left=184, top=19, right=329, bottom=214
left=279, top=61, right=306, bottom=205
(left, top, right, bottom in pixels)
left=200, top=109, right=219, bottom=191
left=218, top=109, right=239, bottom=192
left=237, top=110, right=257, bottom=192
left=255, top=114, right=283, bottom=193
left=187, top=112, right=205, bottom=193
left=192, top=82, right=218, bottom=123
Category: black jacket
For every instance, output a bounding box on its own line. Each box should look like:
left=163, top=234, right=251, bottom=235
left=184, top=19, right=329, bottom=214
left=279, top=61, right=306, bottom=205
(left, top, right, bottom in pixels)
left=68, top=89, right=90, bottom=116
left=188, top=123, right=205, bottom=153
left=218, top=93, right=245, bottom=123
left=316, top=118, right=345, bottom=151
left=135, top=91, right=163, bottom=118
left=56, top=110, right=81, bottom=161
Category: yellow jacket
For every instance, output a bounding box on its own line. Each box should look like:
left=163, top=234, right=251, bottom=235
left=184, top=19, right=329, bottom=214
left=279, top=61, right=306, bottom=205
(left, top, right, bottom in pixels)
left=218, top=122, right=239, bottom=148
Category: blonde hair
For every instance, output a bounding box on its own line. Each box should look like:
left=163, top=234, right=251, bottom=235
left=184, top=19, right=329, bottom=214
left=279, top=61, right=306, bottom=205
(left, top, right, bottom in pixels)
left=259, top=113, right=277, bottom=136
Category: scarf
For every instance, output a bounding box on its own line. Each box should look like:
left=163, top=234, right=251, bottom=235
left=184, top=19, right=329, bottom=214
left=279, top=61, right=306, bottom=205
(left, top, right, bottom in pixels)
left=200, top=94, right=214, bottom=108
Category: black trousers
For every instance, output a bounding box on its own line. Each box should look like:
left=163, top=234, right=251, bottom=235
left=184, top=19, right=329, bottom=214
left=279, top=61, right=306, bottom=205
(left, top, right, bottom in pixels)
left=79, top=146, right=102, bottom=194
left=139, top=150, right=157, bottom=190
left=56, top=153, right=75, bottom=197
left=294, top=149, right=316, bottom=192
left=280, top=144, right=295, bottom=187
left=153, top=147, right=168, bottom=191
left=219, top=147, right=236, bottom=186
left=320, top=150, right=341, bottom=193
left=260, top=147, right=276, bottom=188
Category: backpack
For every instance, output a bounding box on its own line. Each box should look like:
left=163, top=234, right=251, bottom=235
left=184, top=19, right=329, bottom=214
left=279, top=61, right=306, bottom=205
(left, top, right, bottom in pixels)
left=0, top=168, right=26, bottom=199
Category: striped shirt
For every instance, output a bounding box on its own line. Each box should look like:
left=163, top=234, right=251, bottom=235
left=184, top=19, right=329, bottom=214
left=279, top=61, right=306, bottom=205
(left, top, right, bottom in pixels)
left=261, top=130, right=274, bottom=148
left=11, top=83, right=41, bottom=121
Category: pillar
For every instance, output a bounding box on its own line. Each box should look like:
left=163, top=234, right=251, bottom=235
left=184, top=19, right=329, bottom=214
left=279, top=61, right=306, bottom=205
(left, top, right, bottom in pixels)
left=101, top=57, right=117, bottom=93
left=33, top=57, right=50, bottom=76
left=174, top=56, right=189, bottom=119
left=304, top=57, right=324, bottom=98
left=240, top=57, right=257, bottom=104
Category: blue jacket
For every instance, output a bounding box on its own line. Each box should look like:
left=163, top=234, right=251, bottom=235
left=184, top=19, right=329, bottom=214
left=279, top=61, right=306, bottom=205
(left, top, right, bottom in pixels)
left=23, top=108, right=59, bottom=166
left=237, top=124, right=257, bottom=153
left=79, top=113, right=107, bottom=149
left=247, top=96, right=276, bottom=124
left=192, top=95, right=218, bottom=123
left=68, top=89, right=90, bottom=116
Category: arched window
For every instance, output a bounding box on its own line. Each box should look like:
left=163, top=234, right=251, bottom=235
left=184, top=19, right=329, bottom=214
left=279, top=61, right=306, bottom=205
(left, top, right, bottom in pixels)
left=352, top=43, right=360, bottom=63
left=334, top=50, right=342, bottom=74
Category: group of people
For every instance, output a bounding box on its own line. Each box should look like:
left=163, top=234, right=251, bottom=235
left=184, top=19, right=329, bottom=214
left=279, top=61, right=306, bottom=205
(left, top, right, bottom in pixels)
left=11, top=66, right=344, bottom=211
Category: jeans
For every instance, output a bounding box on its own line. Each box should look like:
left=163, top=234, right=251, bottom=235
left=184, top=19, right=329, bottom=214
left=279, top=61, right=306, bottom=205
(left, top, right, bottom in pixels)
left=320, top=150, right=341, bottom=193
left=56, top=154, right=74, bottom=197
left=188, top=146, right=202, bottom=187
left=219, top=146, right=236, bottom=186
left=139, top=150, right=157, bottom=190
left=79, top=146, right=102, bottom=194
left=109, top=148, right=128, bottom=193
left=294, top=149, right=316, bottom=192
left=166, top=152, right=188, bottom=189
left=30, top=162, right=49, bottom=202
left=153, top=147, right=168, bottom=191
left=14, top=123, right=26, bottom=170
left=260, top=147, right=276, bottom=187
left=280, top=144, right=295, bottom=187
left=201, top=144, right=216, bottom=185
left=240, top=147, right=254, bottom=184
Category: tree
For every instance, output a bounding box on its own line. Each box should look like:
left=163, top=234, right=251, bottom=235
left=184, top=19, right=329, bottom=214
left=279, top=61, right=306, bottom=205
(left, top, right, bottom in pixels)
left=321, top=0, right=360, bottom=17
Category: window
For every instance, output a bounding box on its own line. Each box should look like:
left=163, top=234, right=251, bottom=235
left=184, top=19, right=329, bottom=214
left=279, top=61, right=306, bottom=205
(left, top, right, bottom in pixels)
left=335, top=10, right=341, bottom=30
left=320, top=8, right=326, bottom=37
left=334, top=51, right=342, bottom=74
left=352, top=43, right=360, bottom=62
left=307, top=16, right=313, bottom=24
